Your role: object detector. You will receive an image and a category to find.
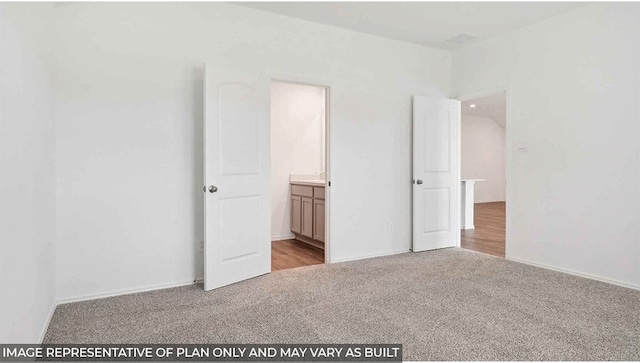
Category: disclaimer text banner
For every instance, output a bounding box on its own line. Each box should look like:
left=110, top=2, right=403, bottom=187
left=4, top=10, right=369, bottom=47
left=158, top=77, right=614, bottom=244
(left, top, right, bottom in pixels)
left=0, top=344, right=403, bottom=362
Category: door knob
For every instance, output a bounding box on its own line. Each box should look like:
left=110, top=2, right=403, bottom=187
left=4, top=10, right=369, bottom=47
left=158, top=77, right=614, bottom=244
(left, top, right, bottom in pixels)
left=415, top=179, right=423, bottom=185
left=203, top=185, right=218, bottom=193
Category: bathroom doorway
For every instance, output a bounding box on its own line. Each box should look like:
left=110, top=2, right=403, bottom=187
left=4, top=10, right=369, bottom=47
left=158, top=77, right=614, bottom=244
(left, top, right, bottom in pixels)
left=459, top=91, right=507, bottom=258
left=270, top=80, right=329, bottom=271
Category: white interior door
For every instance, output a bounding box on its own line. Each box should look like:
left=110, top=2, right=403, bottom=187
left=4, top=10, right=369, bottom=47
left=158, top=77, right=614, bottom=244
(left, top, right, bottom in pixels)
left=204, top=64, right=270, bottom=291
left=412, top=96, right=460, bottom=252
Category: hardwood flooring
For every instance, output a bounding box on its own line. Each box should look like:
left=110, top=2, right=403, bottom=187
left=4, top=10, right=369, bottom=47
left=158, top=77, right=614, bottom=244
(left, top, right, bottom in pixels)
left=272, top=239, right=324, bottom=271
left=461, top=202, right=505, bottom=258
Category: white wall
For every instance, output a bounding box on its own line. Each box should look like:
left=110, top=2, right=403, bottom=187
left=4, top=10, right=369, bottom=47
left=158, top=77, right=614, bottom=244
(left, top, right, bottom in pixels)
left=461, top=114, right=505, bottom=203
left=0, top=3, right=57, bottom=343
left=271, top=81, right=325, bottom=240
left=453, top=3, right=640, bottom=288
left=53, top=3, right=451, bottom=301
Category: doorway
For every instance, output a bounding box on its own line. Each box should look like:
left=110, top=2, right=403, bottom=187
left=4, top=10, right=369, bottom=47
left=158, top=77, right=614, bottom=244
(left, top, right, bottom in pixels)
left=459, top=92, right=507, bottom=257
left=270, top=80, right=328, bottom=271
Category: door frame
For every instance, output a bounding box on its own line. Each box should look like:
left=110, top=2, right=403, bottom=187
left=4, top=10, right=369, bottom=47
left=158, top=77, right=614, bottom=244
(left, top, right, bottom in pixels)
left=456, top=86, right=511, bottom=258
left=269, top=73, right=333, bottom=264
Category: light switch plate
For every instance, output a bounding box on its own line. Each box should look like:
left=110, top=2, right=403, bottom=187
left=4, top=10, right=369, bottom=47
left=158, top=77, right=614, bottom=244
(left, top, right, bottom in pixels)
left=516, top=142, right=528, bottom=152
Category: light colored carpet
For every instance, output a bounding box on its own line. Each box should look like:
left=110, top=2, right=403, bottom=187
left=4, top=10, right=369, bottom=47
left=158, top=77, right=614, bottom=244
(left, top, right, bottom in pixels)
left=44, top=248, right=640, bottom=361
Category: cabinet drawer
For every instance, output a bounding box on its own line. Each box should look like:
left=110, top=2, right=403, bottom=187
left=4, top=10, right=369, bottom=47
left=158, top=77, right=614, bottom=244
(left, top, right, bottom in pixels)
left=313, top=187, right=325, bottom=200
left=291, top=184, right=313, bottom=198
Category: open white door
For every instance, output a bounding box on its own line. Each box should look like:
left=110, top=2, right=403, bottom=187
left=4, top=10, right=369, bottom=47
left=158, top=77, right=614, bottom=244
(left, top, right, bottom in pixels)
left=203, top=64, right=270, bottom=291
left=412, top=96, right=460, bottom=252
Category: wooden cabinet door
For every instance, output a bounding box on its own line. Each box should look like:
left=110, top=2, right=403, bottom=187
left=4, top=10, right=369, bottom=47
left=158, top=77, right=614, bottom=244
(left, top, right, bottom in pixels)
left=301, top=197, right=314, bottom=238
left=313, top=199, right=325, bottom=242
left=290, top=195, right=302, bottom=234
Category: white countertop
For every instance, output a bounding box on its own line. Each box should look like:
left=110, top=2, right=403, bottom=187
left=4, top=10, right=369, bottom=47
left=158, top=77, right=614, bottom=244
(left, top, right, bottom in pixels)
left=290, top=180, right=325, bottom=187
left=461, top=179, right=485, bottom=182
left=290, top=173, right=325, bottom=187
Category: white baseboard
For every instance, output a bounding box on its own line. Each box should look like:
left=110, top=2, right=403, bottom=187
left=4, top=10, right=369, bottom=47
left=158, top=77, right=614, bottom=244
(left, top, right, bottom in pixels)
left=39, top=300, right=57, bottom=343
left=332, top=249, right=410, bottom=264
left=57, top=279, right=198, bottom=305
left=271, top=233, right=295, bottom=241
left=508, top=256, right=640, bottom=291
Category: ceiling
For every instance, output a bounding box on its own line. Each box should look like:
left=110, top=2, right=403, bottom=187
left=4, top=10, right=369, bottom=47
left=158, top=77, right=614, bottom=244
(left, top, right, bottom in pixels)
left=462, top=92, right=506, bottom=128
left=239, top=2, right=585, bottom=50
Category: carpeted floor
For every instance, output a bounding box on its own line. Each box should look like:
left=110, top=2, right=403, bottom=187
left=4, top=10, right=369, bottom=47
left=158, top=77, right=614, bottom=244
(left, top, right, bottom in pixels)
left=44, top=248, right=640, bottom=361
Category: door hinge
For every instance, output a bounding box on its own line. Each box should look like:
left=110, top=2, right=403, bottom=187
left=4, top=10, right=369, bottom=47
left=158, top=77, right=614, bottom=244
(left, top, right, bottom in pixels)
left=328, top=181, right=331, bottom=187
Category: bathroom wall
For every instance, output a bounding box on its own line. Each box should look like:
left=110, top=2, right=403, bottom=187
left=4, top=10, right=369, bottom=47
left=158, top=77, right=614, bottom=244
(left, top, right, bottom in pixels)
left=271, top=81, right=325, bottom=240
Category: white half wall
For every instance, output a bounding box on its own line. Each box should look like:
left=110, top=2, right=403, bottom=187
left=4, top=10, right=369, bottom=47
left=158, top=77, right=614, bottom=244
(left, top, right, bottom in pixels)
left=271, top=81, right=325, bottom=240
left=0, top=3, right=57, bottom=343
left=461, top=114, right=505, bottom=203
left=453, top=3, right=640, bottom=288
left=53, top=3, right=451, bottom=301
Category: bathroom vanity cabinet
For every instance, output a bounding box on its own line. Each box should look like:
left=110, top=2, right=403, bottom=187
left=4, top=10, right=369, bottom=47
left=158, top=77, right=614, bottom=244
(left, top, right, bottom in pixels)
left=290, top=182, right=325, bottom=249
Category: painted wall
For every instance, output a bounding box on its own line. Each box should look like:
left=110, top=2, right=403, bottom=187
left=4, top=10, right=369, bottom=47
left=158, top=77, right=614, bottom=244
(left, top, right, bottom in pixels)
left=53, top=3, right=451, bottom=301
left=453, top=3, right=640, bottom=288
left=271, top=81, right=325, bottom=241
left=0, top=3, right=57, bottom=343
left=461, top=114, right=506, bottom=203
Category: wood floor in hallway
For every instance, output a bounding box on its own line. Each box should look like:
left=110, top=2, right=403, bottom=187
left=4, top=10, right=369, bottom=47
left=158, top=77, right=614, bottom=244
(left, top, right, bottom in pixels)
left=272, top=239, right=324, bottom=271
left=461, top=202, right=505, bottom=258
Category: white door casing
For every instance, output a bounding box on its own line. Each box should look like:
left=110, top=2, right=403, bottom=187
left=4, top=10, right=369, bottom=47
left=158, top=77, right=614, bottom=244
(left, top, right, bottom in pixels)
left=204, top=64, right=271, bottom=291
left=412, top=96, right=461, bottom=252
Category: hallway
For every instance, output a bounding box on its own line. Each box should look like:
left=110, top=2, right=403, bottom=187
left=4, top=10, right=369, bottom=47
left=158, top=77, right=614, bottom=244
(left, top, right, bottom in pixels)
left=461, top=202, right=505, bottom=257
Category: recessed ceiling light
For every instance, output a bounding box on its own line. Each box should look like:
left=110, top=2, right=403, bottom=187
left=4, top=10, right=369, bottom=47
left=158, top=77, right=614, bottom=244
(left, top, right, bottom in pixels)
left=470, top=104, right=476, bottom=108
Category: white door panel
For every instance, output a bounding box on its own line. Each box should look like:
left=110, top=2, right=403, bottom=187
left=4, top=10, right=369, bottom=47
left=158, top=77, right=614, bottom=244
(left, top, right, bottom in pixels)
left=204, top=64, right=270, bottom=291
left=413, top=96, right=460, bottom=252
